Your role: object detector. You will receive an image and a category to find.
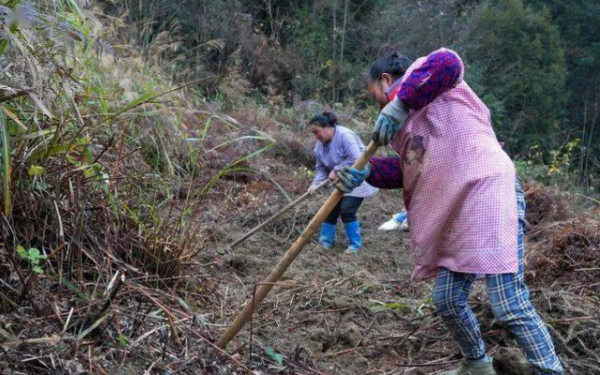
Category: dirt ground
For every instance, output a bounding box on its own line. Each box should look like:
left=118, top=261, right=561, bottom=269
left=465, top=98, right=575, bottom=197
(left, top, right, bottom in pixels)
left=197, top=186, right=575, bottom=375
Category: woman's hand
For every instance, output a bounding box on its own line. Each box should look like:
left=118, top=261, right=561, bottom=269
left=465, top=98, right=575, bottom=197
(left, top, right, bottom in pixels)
left=328, top=170, right=337, bottom=181
left=336, top=164, right=371, bottom=193
left=372, top=97, right=409, bottom=145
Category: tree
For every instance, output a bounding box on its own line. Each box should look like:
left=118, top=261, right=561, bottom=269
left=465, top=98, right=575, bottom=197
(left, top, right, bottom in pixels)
left=525, top=0, right=600, bottom=183
left=462, top=0, right=566, bottom=154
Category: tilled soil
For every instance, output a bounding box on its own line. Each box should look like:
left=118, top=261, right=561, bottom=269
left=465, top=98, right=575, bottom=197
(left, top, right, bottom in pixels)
left=199, top=189, right=502, bottom=374
left=196, top=181, right=600, bottom=374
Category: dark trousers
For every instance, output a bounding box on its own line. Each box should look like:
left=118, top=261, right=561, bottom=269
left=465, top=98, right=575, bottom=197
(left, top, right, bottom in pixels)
left=324, top=196, right=364, bottom=224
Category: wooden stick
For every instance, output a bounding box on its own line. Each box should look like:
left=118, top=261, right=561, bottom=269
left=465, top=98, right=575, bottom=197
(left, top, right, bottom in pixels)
left=216, top=141, right=379, bottom=349
left=230, top=179, right=331, bottom=249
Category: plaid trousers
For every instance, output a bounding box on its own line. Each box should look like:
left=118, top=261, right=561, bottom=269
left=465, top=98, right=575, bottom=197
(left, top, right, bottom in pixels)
left=432, top=183, right=564, bottom=374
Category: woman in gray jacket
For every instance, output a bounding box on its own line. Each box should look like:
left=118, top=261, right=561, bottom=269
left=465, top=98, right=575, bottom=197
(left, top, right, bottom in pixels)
left=308, top=111, right=377, bottom=254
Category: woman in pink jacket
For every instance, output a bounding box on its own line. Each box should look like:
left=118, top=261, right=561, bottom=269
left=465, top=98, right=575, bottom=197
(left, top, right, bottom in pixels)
left=337, top=49, right=563, bottom=375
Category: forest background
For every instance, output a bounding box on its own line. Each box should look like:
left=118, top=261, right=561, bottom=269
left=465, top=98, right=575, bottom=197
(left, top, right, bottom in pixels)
left=107, top=0, right=600, bottom=186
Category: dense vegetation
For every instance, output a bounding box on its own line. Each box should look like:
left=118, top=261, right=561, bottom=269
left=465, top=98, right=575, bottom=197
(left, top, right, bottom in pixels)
left=104, top=0, right=600, bottom=187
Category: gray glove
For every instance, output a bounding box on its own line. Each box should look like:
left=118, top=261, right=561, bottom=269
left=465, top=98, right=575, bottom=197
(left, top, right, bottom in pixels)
left=372, top=97, right=409, bottom=145
left=336, top=163, right=371, bottom=193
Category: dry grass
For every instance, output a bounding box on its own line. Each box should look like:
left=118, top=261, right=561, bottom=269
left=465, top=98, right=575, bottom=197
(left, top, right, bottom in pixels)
left=0, top=3, right=279, bottom=373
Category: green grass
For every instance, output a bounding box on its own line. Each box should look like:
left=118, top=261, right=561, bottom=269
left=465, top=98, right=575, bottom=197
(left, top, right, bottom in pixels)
left=0, top=109, right=11, bottom=215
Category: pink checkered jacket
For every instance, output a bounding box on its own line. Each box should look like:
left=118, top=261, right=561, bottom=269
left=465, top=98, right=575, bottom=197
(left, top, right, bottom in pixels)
left=367, top=48, right=518, bottom=281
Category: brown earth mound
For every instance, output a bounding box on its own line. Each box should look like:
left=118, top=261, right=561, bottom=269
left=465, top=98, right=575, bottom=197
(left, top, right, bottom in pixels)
left=527, top=218, right=600, bottom=295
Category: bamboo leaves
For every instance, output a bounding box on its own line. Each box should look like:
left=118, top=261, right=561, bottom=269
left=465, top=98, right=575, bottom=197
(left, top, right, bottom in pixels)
left=0, top=108, right=11, bottom=215
left=27, top=93, right=53, bottom=119
left=1, top=106, right=26, bottom=130
left=3, top=1, right=24, bottom=8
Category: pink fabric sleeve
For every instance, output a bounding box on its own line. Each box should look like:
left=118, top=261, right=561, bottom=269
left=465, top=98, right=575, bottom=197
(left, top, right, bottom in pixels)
left=365, top=157, right=403, bottom=189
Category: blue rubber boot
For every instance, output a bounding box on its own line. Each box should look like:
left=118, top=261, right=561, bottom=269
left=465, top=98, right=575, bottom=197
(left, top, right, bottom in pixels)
left=319, top=223, right=337, bottom=249
left=344, top=221, right=362, bottom=253
left=394, top=211, right=408, bottom=224
left=395, top=211, right=410, bottom=231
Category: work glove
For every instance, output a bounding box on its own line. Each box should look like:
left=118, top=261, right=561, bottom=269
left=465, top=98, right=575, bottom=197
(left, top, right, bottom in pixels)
left=335, top=163, right=371, bottom=193
left=372, top=97, right=409, bottom=146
